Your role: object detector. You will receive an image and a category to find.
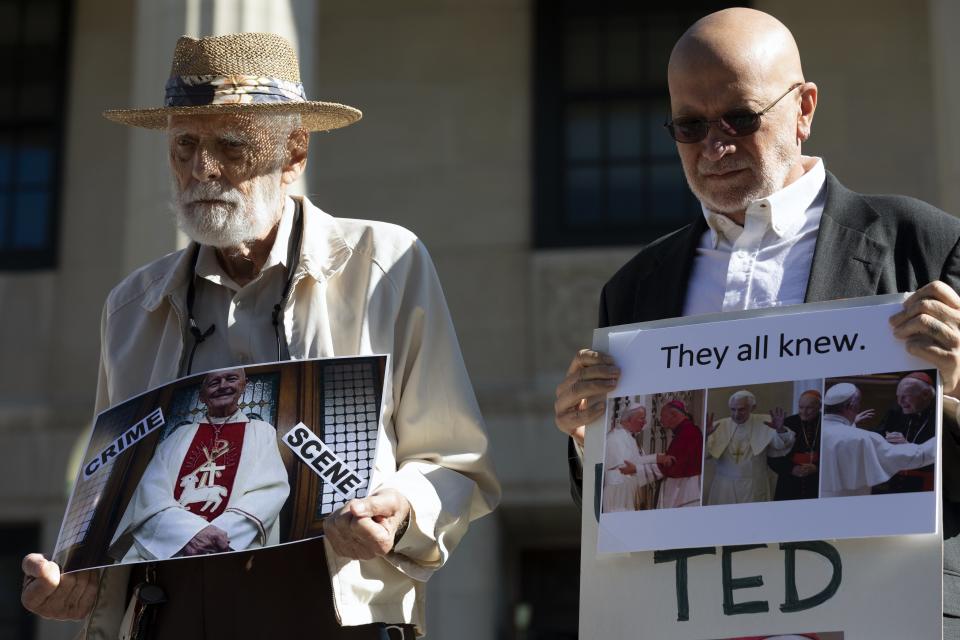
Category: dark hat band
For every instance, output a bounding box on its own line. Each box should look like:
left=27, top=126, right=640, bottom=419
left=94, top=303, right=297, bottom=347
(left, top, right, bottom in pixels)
left=164, top=74, right=307, bottom=107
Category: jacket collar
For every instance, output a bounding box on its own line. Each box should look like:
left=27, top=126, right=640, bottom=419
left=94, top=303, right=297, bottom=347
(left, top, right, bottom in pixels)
left=630, top=216, right=707, bottom=323
left=140, top=195, right=354, bottom=312
left=804, top=171, right=889, bottom=302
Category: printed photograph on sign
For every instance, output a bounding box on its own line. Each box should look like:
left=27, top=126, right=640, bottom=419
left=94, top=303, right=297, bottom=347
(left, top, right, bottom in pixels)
left=52, top=355, right=387, bottom=573
left=601, top=390, right=705, bottom=513
left=820, top=369, right=937, bottom=499
left=706, top=633, right=843, bottom=640
left=703, top=381, right=822, bottom=506
left=596, top=299, right=940, bottom=554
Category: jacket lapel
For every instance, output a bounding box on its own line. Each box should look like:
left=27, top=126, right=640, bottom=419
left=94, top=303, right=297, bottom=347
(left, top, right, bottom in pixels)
left=805, top=172, right=889, bottom=303
left=633, top=216, right=707, bottom=322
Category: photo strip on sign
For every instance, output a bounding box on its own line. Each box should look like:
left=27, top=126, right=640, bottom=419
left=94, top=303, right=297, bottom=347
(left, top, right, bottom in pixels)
left=52, top=355, right=388, bottom=574
left=597, top=296, right=940, bottom=554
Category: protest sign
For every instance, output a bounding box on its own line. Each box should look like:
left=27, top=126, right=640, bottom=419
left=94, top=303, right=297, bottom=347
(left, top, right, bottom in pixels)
left=581, top=295, right=943, bottom=639
left=53, top=355, right=387, bottom=573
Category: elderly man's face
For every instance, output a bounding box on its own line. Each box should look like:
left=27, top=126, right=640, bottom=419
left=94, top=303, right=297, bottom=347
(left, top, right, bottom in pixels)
left=729, top=396, right=753, bottom=424
left=897, top=379, right=933, bottom=415
left=621, top=409, right=646, bottom=433
left=168, top=113, right=289, bottom=248
left=668, top=65, right=801, bottom=215
left=200, top=368, right=246, bottom=418
left=798, top=394, right=821, bottom=422
left=659, top=406, right=683, bottom=430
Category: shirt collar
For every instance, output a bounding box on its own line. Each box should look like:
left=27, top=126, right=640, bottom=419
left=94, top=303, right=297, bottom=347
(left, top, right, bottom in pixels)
left=204, top=408, right=250, bottom=424
left=194, top=197, right=295, bottom=291
left=702, top=158, right=826, bottom=247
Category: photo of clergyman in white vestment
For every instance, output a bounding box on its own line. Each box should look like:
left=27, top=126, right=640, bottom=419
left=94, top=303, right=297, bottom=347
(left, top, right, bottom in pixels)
left=704, top=389, right=795, bottom=505
left=602, top=406, right=667, bottom=512
left=108, top=367, right=290, bottom=561
left=819, top=379, right=937, bottom=498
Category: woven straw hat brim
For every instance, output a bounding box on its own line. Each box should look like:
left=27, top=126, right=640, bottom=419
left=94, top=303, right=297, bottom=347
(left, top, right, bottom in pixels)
left=102, top=100, right=362, bottom=131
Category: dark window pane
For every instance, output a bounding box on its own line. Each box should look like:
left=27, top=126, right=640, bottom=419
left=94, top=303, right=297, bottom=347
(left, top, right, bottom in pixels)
left=0, top=85, right=15, bottom=120
left=608, top=165, right=644, bottom=221
left=648, top=103, right=677, bottom=157
left=564, top=18, right=600, bottom=89
left=649, top=162, right=692, bottom=224
left=0, top=194, right=8, bottom=246
left=644, top=15, right=680, bottom=83
left=23, top=1, right=60, bottom=44
left=605, top=18, right=642, bottom=88
left=565, top=104, right=601, bottom=161
left=17, top=82, right=56, bottom=118
left=13, top=190, right=49, bottom=247
left=0, top=524, right=39, bottom=640
left=0, top=2, right=19, bottom=44
left=565, top=167, right=602, bottom=226
left=608, top=101, right=643, bottom=160
left=0, top=136, right=13, bottom=187
left=17, top=138, right=53, bottom=186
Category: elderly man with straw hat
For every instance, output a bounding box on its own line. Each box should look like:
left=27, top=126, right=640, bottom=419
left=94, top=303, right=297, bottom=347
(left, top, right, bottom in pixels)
left=20, top=32, right=499, bottom=639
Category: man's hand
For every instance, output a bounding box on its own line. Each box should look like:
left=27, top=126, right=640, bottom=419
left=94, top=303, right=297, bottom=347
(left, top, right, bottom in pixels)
left=618, top=460, right=637, bottom=475
left=886, top=431, right=908, bottom=444
left=323, top=488, right=411, bottom=561
left=178, top=525, right=230, bottom=556
left=890, top=281, right=960, bottom=395
left=21, top=554, right=98, bottom=620
left=854, top=409, right=876, bottom=426
left=555, top=349, right=620, bottom=447
left=657, top=454, right=676, bottom=467
left=791, top=463, right=817, bottom=478
left=765, top=407, right=786, bottom=432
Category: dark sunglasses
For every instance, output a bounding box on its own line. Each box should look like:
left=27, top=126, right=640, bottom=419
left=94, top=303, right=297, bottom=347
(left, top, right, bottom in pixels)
left=664, top=83, right=803, bottom=144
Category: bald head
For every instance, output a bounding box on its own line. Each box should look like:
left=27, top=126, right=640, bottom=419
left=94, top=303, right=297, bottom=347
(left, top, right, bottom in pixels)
left=669, top=8, right=804, bottom=91
left=666, top=9, right=817, bottom=221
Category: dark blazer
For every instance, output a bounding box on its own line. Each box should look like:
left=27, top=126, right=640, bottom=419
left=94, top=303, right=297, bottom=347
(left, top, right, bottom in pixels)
left=567, top=172, right=960, bottom=618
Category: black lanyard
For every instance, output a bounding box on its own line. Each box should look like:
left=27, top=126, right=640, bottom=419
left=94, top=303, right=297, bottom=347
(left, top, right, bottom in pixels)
left=183, top=198, right=304, bottom=375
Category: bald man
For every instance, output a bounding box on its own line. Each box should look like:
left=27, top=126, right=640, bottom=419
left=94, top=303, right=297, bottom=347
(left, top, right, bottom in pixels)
left=552, top=8, right=960, bottom=635
left=767, top=390, right=823, bottom=501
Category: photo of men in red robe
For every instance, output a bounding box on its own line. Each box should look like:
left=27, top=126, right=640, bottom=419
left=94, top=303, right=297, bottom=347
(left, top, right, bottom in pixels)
left=656, top=400, right=704, bottom=509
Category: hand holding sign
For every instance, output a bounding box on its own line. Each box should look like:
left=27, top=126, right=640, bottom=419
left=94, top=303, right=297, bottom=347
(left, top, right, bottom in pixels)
left=890, top=280, right=960, bottom=396
left=555, top=349, right=621, bottom=447
left=323, top=489, right=412, bottom=560
left=20, top=554, right=98, bottom=620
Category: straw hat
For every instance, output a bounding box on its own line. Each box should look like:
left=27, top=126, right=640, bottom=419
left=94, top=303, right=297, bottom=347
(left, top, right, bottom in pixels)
left=103, top=32, right=361, bottom=131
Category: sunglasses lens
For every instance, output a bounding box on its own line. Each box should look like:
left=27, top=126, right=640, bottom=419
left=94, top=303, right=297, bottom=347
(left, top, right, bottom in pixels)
left=669, top=119, right=708, bottom=143
left=719, top=112, right=761, bottom=136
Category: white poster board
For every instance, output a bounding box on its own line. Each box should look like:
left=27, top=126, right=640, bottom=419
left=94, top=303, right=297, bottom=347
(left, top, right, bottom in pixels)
left=580, top=296, right=943, bottom=640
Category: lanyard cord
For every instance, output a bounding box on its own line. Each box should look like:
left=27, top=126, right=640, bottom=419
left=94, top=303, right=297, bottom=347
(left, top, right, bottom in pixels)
left=184, top=198, right=305, bottom=375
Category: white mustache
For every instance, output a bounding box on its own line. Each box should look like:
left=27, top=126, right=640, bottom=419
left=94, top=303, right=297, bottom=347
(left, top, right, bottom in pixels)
left=180, top=183, right=244, bottom=205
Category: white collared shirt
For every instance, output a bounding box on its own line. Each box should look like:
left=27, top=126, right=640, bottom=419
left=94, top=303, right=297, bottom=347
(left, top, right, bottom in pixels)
left=190, top=197, right=295, bottom=371
left=682, top=159, right=827, bottom=316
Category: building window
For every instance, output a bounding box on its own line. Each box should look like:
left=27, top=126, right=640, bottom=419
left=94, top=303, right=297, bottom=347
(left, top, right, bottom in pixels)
left=0, top=523, right=39, bottom=639
left=0, top=0, right=71, bottom=270
left=534, top=1, right=741, bottom=248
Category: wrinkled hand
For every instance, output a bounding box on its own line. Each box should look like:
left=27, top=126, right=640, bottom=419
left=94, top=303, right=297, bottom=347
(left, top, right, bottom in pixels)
left=555, top=350, right=620, bottom=447
left=854, top=409, right=876, bottom=426
left=178, top=525, right=230, bottom=556
left=765, top=407, right=786, bottom=432
left=657, top=454, right=676, bottom=468
left=890, top=281, right=960, bottom=396
left=21, top=554, right=98, bottom=620
left=324, top=488, right=411, bottom=561
left=618, top=460, right=637, bottom=475
left=791, top=463, right=817, bottom=478
left=886, top=431, right=907, bottom=444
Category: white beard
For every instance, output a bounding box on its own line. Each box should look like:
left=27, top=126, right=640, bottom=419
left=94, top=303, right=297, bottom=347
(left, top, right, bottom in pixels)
left=685, top=130, right=797, bottom=215
left=172, top=174, right=283, bottom=248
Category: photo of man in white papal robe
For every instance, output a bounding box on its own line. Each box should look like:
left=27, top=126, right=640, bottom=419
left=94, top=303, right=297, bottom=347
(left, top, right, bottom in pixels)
left=108, top=367, right=290, bottom=562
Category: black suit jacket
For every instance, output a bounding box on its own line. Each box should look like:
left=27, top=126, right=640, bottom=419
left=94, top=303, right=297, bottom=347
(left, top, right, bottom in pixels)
left=569, top=172, right=960, bottom=541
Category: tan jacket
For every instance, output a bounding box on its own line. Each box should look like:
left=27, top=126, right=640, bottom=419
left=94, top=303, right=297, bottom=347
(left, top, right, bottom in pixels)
left=82, top=196, right=500, bottom=638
